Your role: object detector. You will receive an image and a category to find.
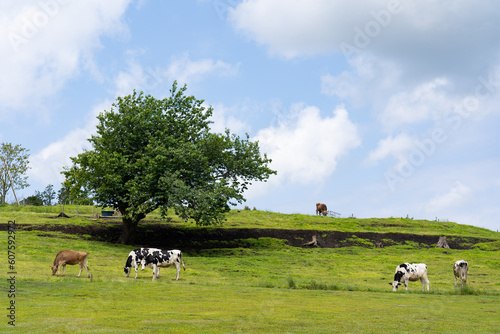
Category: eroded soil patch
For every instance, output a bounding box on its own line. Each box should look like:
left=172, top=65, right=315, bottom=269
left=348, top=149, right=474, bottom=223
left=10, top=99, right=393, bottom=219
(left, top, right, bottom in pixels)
left=1, top=221, right=494, bottom=250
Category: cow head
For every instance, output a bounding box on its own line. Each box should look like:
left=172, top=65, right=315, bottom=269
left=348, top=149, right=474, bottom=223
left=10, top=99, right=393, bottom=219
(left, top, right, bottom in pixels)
left=390, top=269, right=406, bottom=291
left=50, top=265, right=57, bottom=275
left=123, top=266, right=131, bottom=277
left=389, top=281, right=402, bottom=291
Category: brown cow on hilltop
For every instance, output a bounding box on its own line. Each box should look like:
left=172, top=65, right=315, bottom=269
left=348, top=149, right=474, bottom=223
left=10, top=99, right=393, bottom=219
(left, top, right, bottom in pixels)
left=316, top=203, right=327, bottom=216
left=50, top=250, right=90, bottom=277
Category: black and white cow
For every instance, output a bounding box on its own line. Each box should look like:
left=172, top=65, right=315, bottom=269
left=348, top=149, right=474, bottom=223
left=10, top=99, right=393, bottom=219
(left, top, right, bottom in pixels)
left=390, top=263, right=429, bottom=292
left=143, top=249, right=186, bottom=281
left=454, top=260, right=469, bottom=287
left=123, top=248, right=161, bottom=279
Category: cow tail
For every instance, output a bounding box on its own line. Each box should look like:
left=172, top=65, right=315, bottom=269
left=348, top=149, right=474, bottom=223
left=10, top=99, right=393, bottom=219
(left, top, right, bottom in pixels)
left=180, top=251, right=186, bottom=271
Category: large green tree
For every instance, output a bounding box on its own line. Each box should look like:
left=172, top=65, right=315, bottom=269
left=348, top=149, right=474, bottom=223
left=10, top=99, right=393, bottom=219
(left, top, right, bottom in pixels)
left=0, top=143, right=30, bottom=205
left=63, top=83, right=275, bottom=243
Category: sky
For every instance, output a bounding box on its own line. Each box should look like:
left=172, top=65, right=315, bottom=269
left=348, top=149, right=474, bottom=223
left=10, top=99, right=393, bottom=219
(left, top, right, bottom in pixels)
left=1, top=0, right=499, bottom=231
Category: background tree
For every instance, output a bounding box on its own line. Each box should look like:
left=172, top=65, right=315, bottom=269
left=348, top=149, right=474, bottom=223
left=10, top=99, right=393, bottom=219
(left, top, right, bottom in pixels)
left=0, top=143, right=30, bottom=205
left=41, top=184, right=56, bottom=206
left=24, top=190, right=43, bottom=206
left=57, top=183, right=71, bottom=205
left=24, top=191, right=43, bottom=206
left=59, top=180, right=93, bottom=206
left=62, top=83, right=276, bottom=244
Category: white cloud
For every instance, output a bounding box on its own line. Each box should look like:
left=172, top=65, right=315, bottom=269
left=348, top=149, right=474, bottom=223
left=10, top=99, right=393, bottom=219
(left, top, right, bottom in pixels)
left=0, top=0, right=131, bottom=111
left=113, top=53, right=152, bottom=97
left=381, top=78, right=455, bottom=129
left=113, top=52, right=241, bottom=97
left=28, top=101, right=109, bottom=186
left=321, top=71, right=356, bottom=99
left=427, top=181, right=472, bottom=213
left=321, top=55, right=403, bottom=110
left=209, top=103, right=249, bottom=135
left=366, top=133, right=416, bottom=165
left=254, top=104, right=361, bottom=187
left=229, top=0, right=386, bottom=58
left=166, top=53, right=240, bottom=85
left=229, top=0, right=500, bottom=72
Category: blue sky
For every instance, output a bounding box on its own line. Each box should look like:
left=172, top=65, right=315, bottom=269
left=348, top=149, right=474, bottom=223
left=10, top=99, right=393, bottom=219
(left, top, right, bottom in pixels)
left=1, top=0, right=499, bottom=231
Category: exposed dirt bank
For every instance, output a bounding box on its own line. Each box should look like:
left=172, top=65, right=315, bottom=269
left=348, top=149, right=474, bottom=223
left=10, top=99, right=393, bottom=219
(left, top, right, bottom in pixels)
left=1, top=221, right=495, bottom=250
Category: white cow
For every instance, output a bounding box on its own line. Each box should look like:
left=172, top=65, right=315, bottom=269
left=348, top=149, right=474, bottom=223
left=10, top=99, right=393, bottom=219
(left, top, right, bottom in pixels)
left=143, top=249, right=186, bottom=281
left=390, top=263, right=429, bottom=291
left=123, top=248, right=161, bottom=279
left=454, top=260, right=469, bottom=287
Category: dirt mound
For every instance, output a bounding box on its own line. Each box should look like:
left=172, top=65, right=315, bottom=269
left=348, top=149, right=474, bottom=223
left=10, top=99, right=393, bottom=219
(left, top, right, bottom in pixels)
left=3, top=222, right=494, bottom=250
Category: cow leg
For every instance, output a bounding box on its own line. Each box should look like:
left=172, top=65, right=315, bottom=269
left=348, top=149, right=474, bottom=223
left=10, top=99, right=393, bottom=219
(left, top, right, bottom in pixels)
left=175, top=263, right=181, bottom=280
left=83, top=257, right=90, bottom=278
left=134, top=264, right=139, bottom=279
left=61, top=264, right=66, bottom=276
left=156, top=268, right=160, bottom=278
left=152, top=264, right=158, bottom=281
left=455, top=275, right=458, bottom=287
left=77, top=263, right=83, bottom=277
left=404, top=280, right=409, bottom=291
left=80, top=260, right=90, bottom=278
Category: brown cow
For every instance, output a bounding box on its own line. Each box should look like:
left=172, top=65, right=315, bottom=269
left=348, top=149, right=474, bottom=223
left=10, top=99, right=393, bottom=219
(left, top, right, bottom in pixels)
left=50, top=250, right=90, bottom=277
left=316, top=203, right=327, bottom=216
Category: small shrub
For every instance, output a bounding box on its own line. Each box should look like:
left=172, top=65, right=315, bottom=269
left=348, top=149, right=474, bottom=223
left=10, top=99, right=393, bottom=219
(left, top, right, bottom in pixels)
left=287, top=277, right=297, bottom=289
left=473, top=241, right=500, bottom=251
left=404, top=240, right=420, bottom=248
left=341, top=235, right=374, bottom=247
left=380, top=238, right=398, bottom=246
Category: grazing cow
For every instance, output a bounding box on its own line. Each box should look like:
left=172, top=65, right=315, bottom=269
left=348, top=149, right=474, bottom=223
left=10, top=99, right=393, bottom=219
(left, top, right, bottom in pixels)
left=50, top=250, right=90, bottom=278
left=454, top=260, right=469, bottom=287
left=316, top=203, right=328, bottom=216
left=390, top=263, right=429, bottom=292
left=123, top=248, right=161, bottom=279
left=143, top=249, right=186, bottom=281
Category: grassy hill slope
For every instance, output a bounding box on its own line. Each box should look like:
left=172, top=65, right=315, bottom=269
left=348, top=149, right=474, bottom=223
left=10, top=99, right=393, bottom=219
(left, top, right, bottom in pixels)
left=1, top=205, right=499, bottom=333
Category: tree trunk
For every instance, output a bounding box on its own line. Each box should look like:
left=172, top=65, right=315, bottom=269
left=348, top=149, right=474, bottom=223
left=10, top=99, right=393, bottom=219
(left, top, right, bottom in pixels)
left=120, top=218, right=138, bottom=244
left=119, top=213, right=145, bottom=244
left=436, top=236, right=450, bottom=249
left=303, top=235, right=319, bottom=247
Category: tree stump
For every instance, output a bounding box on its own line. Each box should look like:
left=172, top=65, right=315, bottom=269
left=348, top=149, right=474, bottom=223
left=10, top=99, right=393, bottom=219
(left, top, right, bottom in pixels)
left=436, top=236, right=450, bottom=249
left=303, top=235, right=319, bottom=247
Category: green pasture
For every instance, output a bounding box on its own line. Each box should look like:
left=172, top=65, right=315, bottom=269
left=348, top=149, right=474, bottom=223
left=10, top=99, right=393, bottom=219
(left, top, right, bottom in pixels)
left=1, top=232, right=499, bottom=332
left=1, top=207, right=499, bottom=333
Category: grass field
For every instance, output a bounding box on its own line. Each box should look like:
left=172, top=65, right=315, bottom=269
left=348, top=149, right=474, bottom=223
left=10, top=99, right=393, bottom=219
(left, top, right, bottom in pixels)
left=1, top=206, right=499, bottom=333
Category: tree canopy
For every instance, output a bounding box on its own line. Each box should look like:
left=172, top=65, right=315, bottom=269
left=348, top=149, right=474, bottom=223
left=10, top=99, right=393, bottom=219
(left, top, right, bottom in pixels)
left=0, top=142, right=30, bottom=205
left=62, top=83, right=276, bottom=243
